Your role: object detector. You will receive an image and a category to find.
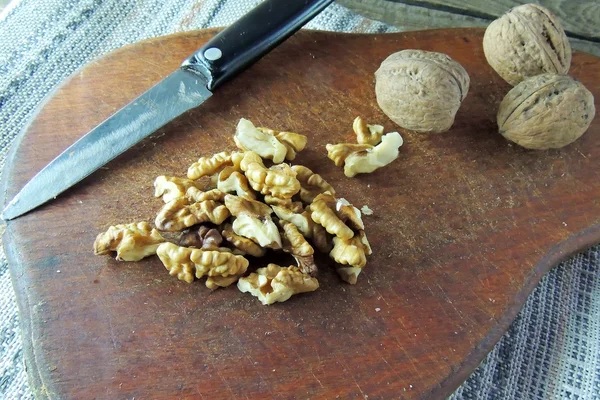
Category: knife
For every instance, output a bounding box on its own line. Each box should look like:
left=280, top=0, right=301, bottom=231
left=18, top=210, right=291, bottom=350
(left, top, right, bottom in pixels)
left=2, top=0, right=334, bottom=220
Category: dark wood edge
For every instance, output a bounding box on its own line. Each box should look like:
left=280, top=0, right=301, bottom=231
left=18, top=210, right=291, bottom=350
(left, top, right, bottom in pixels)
left=3, top=228, right=50, bottom=399
left=427, top=224, right=600, bottom=399
left=1, top=27, right=598, bottom=400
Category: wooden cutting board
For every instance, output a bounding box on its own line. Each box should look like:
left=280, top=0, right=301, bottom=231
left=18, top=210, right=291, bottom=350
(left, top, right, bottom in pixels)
left=3, top=28, right=600, bottom=399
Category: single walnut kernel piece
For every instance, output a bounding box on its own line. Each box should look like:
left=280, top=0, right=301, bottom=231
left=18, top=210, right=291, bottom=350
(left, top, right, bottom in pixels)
left=353, top=116, right=384, bottom=145
left=156, top=242, right=249, bottom=284
left=326, top=143, right=373, bottom=167
left=187, top=151, right=232, bottom=180
left=156, top=242, right=196, bottom=283
left=237, top=264, right=319, bottom=305
left=217, top=166, right=256, bottom=200
left=344, top=132, right=403, bottom=177
left=223, top=194, right=282, bottom=249
left=185, top=187, right=226, bottom=203
left=330, top=233, right=371, bottom=284
left=257, top=127, right=308, bottom=160
left=234, top=118, right=287, bottom=163
left=375, top=50, right=470, bottom=133
left=483, top=4, right=571, bottom=86
left=280, top=221, right=317, bottom=276
left=497, top=74, right=595, bottom=149
left=154, top=176, right=200, bottom=203
left=291, top=165, right=336, bottom=204
left=232, top=214, right=282, bottom=249
left=330, top=236, right=367, bottom=268
left=281, top=221, right=314, bottom=257
left=221, top=224, right=266, bottom=257
left=205, top=275, right=241, bottom=290
left=242, top=153, right=301, bottom=199
left=155, top=198, right=230, bottom=231
left=310, top=192, right=354, bottom=240
left=223, top=194, right=273, bottom=218
left=178, top=225, right=223, bottom=250
left=94, top=221, right=164, bottom=261
left=264, top=195, right=304, bottom=213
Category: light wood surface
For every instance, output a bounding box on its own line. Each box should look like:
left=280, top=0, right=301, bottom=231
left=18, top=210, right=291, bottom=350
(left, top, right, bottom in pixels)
left=3, top=28, right=600, bottom=399
left=339, top=0, right=600, bottom=57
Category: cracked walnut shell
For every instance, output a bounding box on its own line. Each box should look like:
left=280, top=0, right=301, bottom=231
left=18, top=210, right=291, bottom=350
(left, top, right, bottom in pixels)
left=156, top=242, right=248, bottom=286
left=155, top=198, right=230, bottom=231
left=375, top=49, right=469, bottom=133
left=483, top=4, right=571, bottom=86
left=237, top=264, right=319, bottom=305
left=94, top=221, right=164, bottom=261
left=497, top=74, right=595, bottom=149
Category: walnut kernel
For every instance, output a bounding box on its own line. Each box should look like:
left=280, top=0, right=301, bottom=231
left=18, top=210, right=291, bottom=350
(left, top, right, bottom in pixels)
left=94, top=221, right=164, bottom=261
left=237, top=264, right=319, bottom=305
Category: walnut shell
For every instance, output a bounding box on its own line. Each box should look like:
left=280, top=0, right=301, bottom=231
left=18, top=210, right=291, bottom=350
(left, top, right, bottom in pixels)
left=375, top=49, right=470, bottom=133
left=497, top=74, right=595, bottom=149
left=483, top=4, right=571, bottom=86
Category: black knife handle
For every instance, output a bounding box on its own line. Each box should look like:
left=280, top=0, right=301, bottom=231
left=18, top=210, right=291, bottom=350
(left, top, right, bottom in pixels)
left=181, top=0, right=334, bottom=91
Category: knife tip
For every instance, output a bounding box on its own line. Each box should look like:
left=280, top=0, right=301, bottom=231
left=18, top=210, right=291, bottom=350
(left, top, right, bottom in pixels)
left=2, top=195, right=22, bottom=221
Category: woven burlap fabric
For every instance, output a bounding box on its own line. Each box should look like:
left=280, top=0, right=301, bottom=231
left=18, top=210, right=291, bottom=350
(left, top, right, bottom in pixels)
left=1, top=1, right=599, bottom=399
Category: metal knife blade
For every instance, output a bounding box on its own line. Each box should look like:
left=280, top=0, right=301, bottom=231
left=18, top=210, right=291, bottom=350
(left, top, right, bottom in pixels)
left=2, top=70, right=211, bottom=220
left=2, top=0, right=333, bottom=220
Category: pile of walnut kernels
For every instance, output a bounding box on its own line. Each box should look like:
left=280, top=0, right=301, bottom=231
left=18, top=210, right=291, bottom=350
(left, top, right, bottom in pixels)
left=94, top=117, right=402, bottom=305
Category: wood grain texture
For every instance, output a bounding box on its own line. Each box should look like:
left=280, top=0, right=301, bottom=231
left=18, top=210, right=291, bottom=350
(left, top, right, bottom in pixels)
left=395, top=0, right=600, bottom=39
left=339, top=0, right=600, bottom=57
left=2, top=28, right=600, bottom=400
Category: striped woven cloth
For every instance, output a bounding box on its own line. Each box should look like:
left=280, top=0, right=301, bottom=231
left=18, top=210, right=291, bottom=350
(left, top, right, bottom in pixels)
left=1, top=1, right=598, bottom=398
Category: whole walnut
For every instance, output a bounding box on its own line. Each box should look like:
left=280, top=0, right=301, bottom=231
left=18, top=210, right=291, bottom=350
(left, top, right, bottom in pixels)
left=483, top=4, right=571, bottom=86
left=497, top=74, right=595, bottom=149
left=375, top=50, right=470, bottom=133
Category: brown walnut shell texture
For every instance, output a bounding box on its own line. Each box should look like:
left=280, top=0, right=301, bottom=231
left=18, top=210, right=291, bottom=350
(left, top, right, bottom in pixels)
left=375, top=49, right=470, bottom=133
left=483, top=4, right=571, bottom=86
left=497, top=74, right=595, bottom=149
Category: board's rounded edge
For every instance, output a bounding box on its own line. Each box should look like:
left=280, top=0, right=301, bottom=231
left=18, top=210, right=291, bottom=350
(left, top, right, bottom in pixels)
left=427, top=223, right=600, bottom=399
left=2, top=230, right=51, bottom=399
